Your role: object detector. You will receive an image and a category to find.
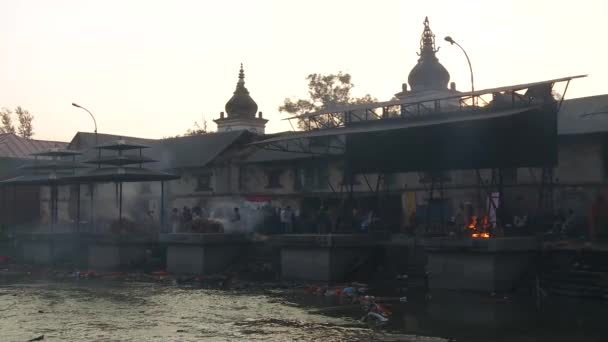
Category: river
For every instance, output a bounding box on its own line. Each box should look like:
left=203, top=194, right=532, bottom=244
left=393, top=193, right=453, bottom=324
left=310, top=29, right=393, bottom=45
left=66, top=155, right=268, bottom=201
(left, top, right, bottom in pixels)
left=0, top=281, right=605, bottom=341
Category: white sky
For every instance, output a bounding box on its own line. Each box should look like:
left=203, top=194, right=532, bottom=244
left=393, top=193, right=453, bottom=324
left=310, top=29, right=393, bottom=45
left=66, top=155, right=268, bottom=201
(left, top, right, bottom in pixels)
left=0, top=0, right=606, bottom=141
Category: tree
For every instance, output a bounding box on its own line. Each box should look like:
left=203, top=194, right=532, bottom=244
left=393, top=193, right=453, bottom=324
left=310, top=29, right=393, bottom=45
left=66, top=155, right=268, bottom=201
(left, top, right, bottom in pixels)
left=164, top=119, right=213, bottom=139
left=279, top=72, right=377, bottom=129
left=15, top=106, right=34, bottom=139
left=184, top=120, right=211, bottom=136
left=0, top=108, right=15, bottom=134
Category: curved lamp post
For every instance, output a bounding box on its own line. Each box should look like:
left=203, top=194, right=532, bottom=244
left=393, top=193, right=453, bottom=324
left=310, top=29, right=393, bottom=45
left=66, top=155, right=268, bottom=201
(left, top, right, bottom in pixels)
left=72, top=102, right=98, bottom=229
left=444, top=36, right=475, bottom=105
left=72, top=102, right=97, bottom=137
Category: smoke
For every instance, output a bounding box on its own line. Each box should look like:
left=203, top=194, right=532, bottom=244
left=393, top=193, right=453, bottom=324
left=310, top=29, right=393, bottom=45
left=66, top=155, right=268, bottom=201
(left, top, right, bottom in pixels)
left=207, top=199, right=267, bottom=234
left=169, top=197, right=269, bottom=234
left=86, top=182, right=161, bottom=229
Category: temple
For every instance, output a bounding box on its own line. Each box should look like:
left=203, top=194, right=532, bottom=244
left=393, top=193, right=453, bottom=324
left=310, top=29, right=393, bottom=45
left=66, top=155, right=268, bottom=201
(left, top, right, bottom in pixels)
left=214, top=64, right=268, bottom=134
left=395, top=17, right=458, bottom=99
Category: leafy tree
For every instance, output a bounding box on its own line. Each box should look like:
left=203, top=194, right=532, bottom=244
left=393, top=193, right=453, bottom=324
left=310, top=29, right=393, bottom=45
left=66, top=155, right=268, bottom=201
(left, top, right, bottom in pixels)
left=15, top=106, right=34, bottom=139
left=185, top=120, right=211, bottom=136
left=0, top=108, right=15, bottom=134
left=279, top=72, right=376, bottom=129
left=164, top=120, right=213, bottom=139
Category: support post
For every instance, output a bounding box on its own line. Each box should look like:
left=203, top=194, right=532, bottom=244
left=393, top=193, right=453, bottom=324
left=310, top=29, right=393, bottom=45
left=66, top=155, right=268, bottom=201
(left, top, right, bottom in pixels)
left=160, top=181, right=165, bottom=232
left=90, top=183, right=95, bottom=232
left=0, top=186, right=4, bottom=229
left=14, top=185, right=18, bottom=227
left=498, top=168, right=505, bottom=225
left=49, top=185, right=55, bottom=231
left=76, top=184, right=81, bottom=232
left=119, top=182, right=123, bottom=224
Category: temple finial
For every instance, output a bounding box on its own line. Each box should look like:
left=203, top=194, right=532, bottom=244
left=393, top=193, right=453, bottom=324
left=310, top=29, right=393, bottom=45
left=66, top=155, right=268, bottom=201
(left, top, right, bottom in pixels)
left=239, top=63, right=245, bottom=82
left=418, top=16, right=438, bottom=56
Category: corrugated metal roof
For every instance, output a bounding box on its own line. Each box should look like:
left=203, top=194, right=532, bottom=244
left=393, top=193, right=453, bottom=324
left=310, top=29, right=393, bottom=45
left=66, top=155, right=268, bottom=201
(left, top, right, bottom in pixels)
left=152, top=130, right=248, bottom=169
left=253, top=107, right=536, bottom=145
left=245, top=149, right=316, bottom=163
left=68, top=131, right=249, bottom=170
left=288, top=75, right=586, bottom=120
left=68, top=132, right=155, bottom=153
left=558, top=94, right=608, bottom=135
left=0, top=133, right=67, bottom=159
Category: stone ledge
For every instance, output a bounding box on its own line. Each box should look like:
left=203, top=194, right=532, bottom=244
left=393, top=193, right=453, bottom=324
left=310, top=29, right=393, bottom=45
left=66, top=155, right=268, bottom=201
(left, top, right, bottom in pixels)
left=423, top=236, right=539, bottom=253
left=159, top=233, right=248, bottom=245
left=271, top=234, right=387, bottom=247
left=16, top=233, right=157, bottom=244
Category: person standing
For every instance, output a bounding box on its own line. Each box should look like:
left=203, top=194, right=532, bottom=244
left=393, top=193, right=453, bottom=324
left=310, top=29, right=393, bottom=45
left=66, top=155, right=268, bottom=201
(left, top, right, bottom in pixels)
left=231, top=207, right=241, bottom=222
left=170, top=208, right=180, bottom=233
left=281, top=206, right=294, bottom=234
left=317, top=206, right=331, bottom=234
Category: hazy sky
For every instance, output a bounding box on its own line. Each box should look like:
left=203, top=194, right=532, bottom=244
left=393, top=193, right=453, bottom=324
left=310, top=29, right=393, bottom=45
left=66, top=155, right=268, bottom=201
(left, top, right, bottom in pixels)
left=1, top=0, right=606, bottom=142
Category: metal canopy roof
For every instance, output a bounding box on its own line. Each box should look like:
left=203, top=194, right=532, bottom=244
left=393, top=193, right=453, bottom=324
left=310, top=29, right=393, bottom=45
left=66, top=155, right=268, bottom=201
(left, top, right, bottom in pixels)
left=83, top=155, right=157, bottom=166
left=285, top=75, right=586, bottom=121
left=19, top=160, right=89, bottom=170
left=30, top=148, right=83, bottom=157
left=253, top=106, right=537, bottom=146
left=64, top=167, right=180, bottom=183
left=0, top=174, right=67, bottom=186
left=95, top=139, right=151, bottom=151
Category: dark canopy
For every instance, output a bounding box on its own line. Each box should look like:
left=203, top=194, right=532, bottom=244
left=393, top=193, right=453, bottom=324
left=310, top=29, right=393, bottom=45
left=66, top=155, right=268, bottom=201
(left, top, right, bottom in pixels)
left=345, top=106, right=558, bottom=173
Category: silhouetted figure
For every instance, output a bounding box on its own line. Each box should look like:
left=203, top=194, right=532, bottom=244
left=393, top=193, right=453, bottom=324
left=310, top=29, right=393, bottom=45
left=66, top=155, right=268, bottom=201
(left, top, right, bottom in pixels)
left=170, top=208, right=179, bottom=233
left=181, top=206, right=192, bottom=231
left=281, top=206, right=294, bottom=234
left=317, top=206, right=331, bottom=234
left=231, top=207, right=241, bottom=222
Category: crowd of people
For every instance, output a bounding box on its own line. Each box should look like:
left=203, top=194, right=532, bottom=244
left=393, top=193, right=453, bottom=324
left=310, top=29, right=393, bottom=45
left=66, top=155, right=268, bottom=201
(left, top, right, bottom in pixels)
left=169, top=206, right=241, bottom=233
left=164, top=202, right=384, bottom=235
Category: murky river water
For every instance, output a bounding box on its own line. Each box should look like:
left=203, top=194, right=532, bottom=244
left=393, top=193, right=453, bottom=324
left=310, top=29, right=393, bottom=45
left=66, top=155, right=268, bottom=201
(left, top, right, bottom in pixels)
left=0, top=281, right=605, bottom=342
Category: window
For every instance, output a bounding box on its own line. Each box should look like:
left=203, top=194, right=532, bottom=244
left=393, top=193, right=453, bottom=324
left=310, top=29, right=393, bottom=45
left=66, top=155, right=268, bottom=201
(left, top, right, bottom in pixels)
left=195, top=173, right=212, bottom=191
left=296, top=164, right=329, bottom=190
left=265, top=169, right=283, bottom=189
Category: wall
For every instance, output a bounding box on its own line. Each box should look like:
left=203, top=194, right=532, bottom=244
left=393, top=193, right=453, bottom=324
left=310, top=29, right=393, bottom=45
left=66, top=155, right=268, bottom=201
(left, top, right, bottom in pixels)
left=556, top=135, right=604, bottom=184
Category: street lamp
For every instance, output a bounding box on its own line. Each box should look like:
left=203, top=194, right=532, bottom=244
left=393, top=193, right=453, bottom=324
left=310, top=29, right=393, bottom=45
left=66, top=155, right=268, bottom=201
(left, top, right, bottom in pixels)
left=444, top=36, right=475, bottom=105
left=72, top=102, right=98, bottom=228
left=72, top=102, right=98, bottom=144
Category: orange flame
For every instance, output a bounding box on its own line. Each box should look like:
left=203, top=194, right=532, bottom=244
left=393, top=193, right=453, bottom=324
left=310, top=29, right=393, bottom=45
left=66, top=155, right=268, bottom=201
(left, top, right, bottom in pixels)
left=467, top=215, right=491, bottom=238
left=471, top=232, right=491, bottom=238
left=467, top=216, right=477, bottom=230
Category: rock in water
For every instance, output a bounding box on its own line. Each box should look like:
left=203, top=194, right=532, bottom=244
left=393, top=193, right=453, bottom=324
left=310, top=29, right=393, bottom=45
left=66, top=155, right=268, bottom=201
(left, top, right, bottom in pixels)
left=27, top=335, right=44, bottom=341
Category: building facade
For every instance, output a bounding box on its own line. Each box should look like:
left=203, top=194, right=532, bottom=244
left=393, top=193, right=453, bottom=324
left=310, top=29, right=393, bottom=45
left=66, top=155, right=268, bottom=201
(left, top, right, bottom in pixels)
left=24, top=18, right=608, bottom=235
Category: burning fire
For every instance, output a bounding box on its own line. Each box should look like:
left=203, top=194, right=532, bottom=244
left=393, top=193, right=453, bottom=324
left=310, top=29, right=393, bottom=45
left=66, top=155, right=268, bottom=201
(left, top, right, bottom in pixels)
left=467, top=215, right=491, bottom=238
left=467, top=216, right=477, bottom=230
left=471, top=232, right=490, bottom=238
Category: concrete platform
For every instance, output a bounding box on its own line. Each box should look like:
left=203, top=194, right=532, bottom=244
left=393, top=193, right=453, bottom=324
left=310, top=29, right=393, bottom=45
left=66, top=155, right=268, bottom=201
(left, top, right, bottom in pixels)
left=424, top=237, right=539, bottom=292
left=274, top=234, right=386, bottom=282
left=161, top=233, right=247, bottom=275
left=81, top=233, right=157, bottom=270
left=16, top=232, right=157, bottom=269
left=87, top=244, right=149, bottom=270
left=17, top=233, right=84, bottom=266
